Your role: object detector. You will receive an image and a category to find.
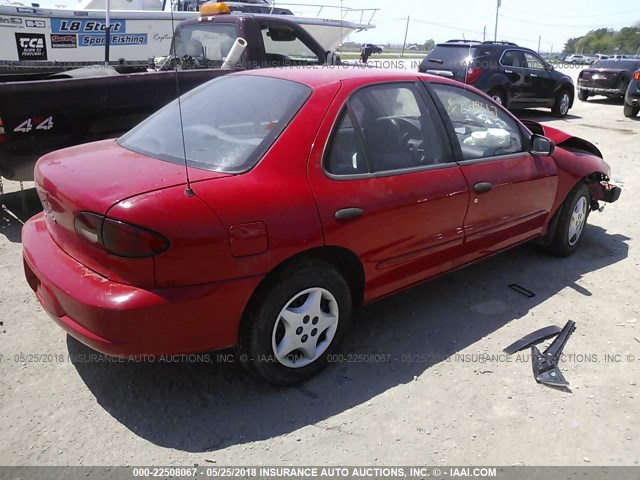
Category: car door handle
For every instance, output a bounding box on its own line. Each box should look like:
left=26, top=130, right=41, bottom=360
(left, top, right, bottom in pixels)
left=530, top=73, right=538, bottom=78
left=504, top=69, right=513, bottom=74
left=335, top=208, right=364, bottom=222
left=474, top=182, right=493, bottom=194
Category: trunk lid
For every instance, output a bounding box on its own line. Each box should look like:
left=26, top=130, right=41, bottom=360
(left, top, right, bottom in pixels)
left=579, top=68, right=624, bottom=88
left=34, top=139, right=228, bottom=286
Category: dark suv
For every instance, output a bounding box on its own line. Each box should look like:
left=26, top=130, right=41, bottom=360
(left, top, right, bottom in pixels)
left=419, top=40, right=575, bottom=117
left=624, top=69, right=640, bottom=118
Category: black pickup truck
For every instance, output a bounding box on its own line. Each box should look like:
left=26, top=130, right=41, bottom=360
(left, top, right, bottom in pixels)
left=0, top=12, right=338, bottom=180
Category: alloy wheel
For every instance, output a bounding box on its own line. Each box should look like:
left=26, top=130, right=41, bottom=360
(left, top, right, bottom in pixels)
left=568, top=197, right=588, bottom=246
left=271, top=287, right=339, bottom=368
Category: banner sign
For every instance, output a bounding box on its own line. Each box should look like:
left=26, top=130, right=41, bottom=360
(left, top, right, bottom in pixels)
left=51, top=33, right=77, bottom=48
left=14, top=32, right=47, bottom=60
left=50, top=18, right=147, bottom=47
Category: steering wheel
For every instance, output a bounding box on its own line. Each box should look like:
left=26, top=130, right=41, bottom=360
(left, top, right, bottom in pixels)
left=376, top=117, right=421, bottom=147
left=181, top=54, right=201, bottom=69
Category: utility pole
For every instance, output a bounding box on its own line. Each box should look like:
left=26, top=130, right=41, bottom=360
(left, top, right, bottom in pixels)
left=494, top=0, right=500, bottom=41
left=483, top=26, right=486, bottom=42
left=537, top=35, right=541, bottom=53
left=401, top=15, right=410, bottom=58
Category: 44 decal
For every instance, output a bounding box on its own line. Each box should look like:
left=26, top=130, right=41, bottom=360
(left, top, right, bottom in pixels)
left=14, top=116, right=54, bottom=133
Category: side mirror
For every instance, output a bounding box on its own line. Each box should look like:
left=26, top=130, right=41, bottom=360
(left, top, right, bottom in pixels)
left=545, top=64, right=555, bottom=71
left=530, top=134, right=555, bottom=156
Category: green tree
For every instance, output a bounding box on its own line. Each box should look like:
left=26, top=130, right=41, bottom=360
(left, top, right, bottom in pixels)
left=563, top=25, right=640, bottom=55
left=423, top=39, right=436, bottom=51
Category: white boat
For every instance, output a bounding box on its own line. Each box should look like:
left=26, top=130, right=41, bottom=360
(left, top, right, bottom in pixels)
left=0, top=0, right=375, bottom=70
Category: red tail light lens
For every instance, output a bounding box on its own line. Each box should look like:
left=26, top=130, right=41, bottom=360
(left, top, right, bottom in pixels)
left=75, top=212, right=169, bottom=258
left=634, top=71, right=640, bottom=81
left=466, top=67, right=482, bottom=84
left=102, top=218, right=170, bottom=258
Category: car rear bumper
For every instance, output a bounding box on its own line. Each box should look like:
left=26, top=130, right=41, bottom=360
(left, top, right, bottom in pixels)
left=577, top=86, right=625, bottom=96
left=22, top=213, right=263, bottom=357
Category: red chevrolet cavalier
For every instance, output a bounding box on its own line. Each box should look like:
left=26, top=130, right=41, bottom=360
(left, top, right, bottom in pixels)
left=23, top=67, right=621, bottom=384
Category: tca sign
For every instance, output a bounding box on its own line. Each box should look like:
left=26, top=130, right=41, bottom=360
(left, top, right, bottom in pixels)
left=14, top=33, right=47, bottom=60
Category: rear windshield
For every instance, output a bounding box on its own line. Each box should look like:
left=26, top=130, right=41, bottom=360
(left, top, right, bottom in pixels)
left=594, top=60, right=640, bottom=70
left=118, top=75, right=311, bottom=173
left=174, top=24, right=238, bottom=63
left=423, top=45, right=492, bottom=69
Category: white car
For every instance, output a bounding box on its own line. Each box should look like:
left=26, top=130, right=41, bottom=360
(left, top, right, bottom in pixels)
left=565, top=54, right=593, bottom=64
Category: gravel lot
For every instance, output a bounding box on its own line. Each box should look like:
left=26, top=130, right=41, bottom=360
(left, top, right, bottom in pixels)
left=0, top=66, right=639, bottom=467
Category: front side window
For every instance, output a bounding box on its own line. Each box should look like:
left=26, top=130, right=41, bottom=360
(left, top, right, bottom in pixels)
left=524, top=52, right=545, bottom=70
left=261, top=25, right=322, bottom=66
left=325, top=83, right=450, bottom=175
left=431, top=83, right=524, bottom=161
left=118, top=75, right=311, bottom=173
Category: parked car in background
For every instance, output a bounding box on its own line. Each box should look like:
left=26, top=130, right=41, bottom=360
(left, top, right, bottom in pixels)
left=595, top=54, right=609, bottom=61
left=419, top=40, right=575, bottom=117
left=23, top=67, right=621, bottom=384
left=624, top=69, right=640, bottom=117
left=362, top=43, right=383, bottom=54
left=565, top=54, right=594, bottom=64
left=577, top=59, right=640, bottom=101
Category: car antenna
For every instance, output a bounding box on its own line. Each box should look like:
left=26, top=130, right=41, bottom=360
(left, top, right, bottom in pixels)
left=168, top=0, right=195, bottom=197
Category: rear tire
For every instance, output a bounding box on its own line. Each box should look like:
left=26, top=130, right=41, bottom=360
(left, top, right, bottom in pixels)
left=624, top=103, right=639, bottom=118
left=237, top=258, right=352, bottom=385
left=552, top=89, right=571, bottom=117
left=578, top=90, right=589, bottom=101
left=487, top=88, right=506, bottom=107
left=548, top=183, right=591, bottom=257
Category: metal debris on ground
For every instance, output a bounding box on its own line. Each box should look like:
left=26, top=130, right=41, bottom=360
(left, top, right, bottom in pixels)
left=503, top=325, right=563, bottom=354
left=508, top=284, right=536, bottom=298
left=531, top=320, right=577, bottom=389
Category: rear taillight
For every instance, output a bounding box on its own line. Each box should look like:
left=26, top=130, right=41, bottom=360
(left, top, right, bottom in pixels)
left=74, top=211, right=169, bottom=258
left=634, top=71, right=640, bottom=81
left=0, top=117, right=6, bottom=142
left=0, top=117, right=5, bottom=134
left=465, top=67, right=482, bottom=84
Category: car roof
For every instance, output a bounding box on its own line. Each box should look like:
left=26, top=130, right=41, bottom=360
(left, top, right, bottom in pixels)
left=240, top=66, right=452, bottom=89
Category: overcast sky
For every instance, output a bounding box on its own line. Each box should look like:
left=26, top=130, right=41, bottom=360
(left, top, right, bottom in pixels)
left=285, top=0, right=640, bottom=52
left=33, top=0, right=640, bottom=52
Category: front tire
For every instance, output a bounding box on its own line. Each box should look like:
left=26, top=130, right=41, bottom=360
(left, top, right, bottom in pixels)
left=624, top=103, right=639, bottom=118
left=549, top=183, right=591, bottom=257
left=237, top=259, right=352, bottom=385
left=552, top=89, right=571, bottom=117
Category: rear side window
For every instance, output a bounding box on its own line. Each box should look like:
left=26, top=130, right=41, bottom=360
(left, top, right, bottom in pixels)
left=325, top=83, right=451, bottom=175
left=500, top=50, right=526, bottom=68
left=118, top=75, right=311, bottom=173
left=431, top=83, right=524, bottom=161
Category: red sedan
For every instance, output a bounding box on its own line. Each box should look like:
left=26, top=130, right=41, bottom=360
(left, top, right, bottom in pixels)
left=23, top=67, right=621, bottom=385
